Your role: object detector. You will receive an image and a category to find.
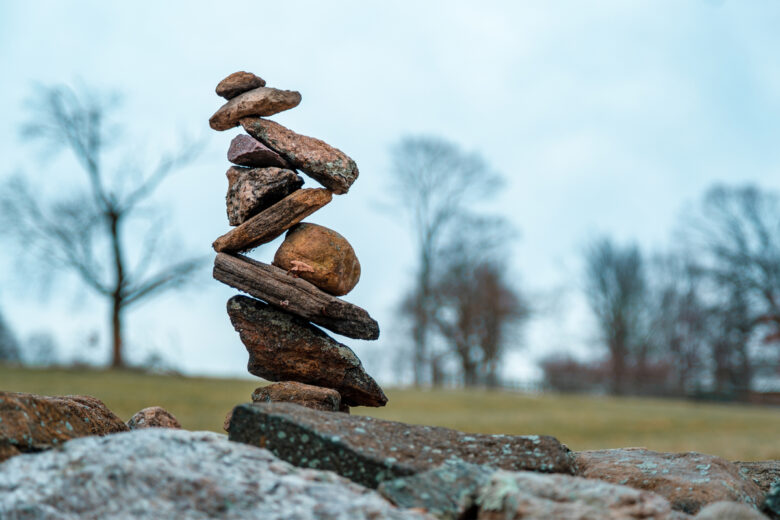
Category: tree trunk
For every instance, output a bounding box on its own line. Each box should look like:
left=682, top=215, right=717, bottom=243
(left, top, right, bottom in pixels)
left=109, top=212, right=125, bottom=369
left=111, top=296, right=123, bottom=368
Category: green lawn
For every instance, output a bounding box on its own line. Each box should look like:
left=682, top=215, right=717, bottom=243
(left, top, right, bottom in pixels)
left=1, top=365, right=777, bottom=461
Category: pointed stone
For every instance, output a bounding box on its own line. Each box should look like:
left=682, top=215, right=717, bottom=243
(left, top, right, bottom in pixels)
left=215, top=71, right=266, bottom=100
left=209, top=87, right=301, bottom=131
left=227, top=295, right=386, bottom=407
left=225, top=166, right=303, bottom=226
left=251, top=382, right=343, bottom=412
left=213, top=188, right=331, bottom=252
left=227, top=134, right=293, bottom=168
left=241, top=117, right=358, bottom=194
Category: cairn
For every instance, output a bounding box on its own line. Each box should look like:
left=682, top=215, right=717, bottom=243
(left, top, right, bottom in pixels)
left=209, top=71, right=387, bottom=419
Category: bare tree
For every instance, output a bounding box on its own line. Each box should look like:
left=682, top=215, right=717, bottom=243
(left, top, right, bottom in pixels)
left=0, top=306, right=20, bottom=363
left=583, top=237, right=648, bottom=395
left=389, top=136, right=502, bottom=386
left=0, top=84, right=206, bottom=368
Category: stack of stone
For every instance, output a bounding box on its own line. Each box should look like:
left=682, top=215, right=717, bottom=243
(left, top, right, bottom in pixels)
left=208, top=71, right=386, bottom=417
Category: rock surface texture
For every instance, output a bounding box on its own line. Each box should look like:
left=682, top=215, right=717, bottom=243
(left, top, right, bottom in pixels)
left=215, top=71, right=266, bottom=99
left=274, top=223, right=361, bottom=296
left=210, top=87, right=302, bottom=131
left=576, top=448, right=765, bottom=514
left=242, top=117, right=358, bottom=194
left=694, top=501, right=769, bottom=519
left=737, top=461, right=780, bottom=494
left=227, top=134, right=293, bottom=168
left=0, top=428, right=434, bottom=520
left=0, top=392, right=128, bottom=462
left=227, top=295, right=385, bottom=406
left=228, top=402, right=576, bottom=489
left=126, top=406, right=182, bottom=430
left=252, top=382, right=343, bottom=412
left=225, top=166, right=303, bottom=226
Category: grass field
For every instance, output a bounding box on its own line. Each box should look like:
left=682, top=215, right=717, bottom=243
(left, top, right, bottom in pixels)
left=1, top=365, right=778, bottom=461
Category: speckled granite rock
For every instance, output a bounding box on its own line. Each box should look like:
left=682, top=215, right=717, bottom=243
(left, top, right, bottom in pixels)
left=0, top=392, right=128, bottom=462
left=126, top=406, right=181, bottom=430
left=476, top=470, right=689, bottom=520
left=216, top=71, right=266, bottom=100
left=274, top=223, right=361, bottom=296
left=252, top=382, right=342, bottom=412
left=228, top=402, right=576, bottom=489
left=576, top=448, right=764, bottom=515
left=227, top=295, right=386, bottom=407
left=228, top=134, right=293, bottom=168
left=225, top=166, right=303, bottom=225
left=694, top=501, right=769, bottom=519
left=737, top=461, right=780, bottom=494
left=241, top=117, right=358, bottom=194
left=0, top=429, right=433, bottom=520
left=210, top=87, right=301, bottom=131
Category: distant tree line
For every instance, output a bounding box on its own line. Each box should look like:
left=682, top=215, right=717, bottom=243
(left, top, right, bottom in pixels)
left=543, top=184, right=780, bottom=399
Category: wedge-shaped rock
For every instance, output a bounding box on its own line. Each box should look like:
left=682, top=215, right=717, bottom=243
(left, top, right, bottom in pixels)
left=228, top=134, right=293, bottom=168
left=215, top=71, right=266, bottom=100
left=213, top=188, right=331, bottom=252
left=252, top=382, right=343, bottom=412
left=274, top=223, right=361, bottom=296
left=225, top=166, right=303, bottom=226
left=227, top=295, right=385, bottom=406
left=228, top=402, right=576, bottom=489
left=214, top=255, right=379, bottom=340
left=209, top=87, right=301, bottom=131
left=242, top=117, right=358, bottom=194
left=0, top=392, right=128, bottom=462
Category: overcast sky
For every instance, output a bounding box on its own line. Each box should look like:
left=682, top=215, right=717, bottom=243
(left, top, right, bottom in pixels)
left=1, top=1, right=779, bottom=383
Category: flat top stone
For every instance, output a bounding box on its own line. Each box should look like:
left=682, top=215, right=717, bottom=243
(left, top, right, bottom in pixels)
left=210, top=87, right=302, bottom=131
left=216, top=71, right=266, bottom=99
left=252, top=382, right=342, bottom=412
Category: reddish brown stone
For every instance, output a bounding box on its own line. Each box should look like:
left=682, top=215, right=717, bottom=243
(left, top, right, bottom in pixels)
left=228, top=134, right=293, bottom=168
left=225, top=166, right=303, bottom=226
left=0, top=392, right=128, bottom=461
left=575, top=448, right=764, bottom=514
left=241, top=117, right=358, bottom=194
left=215, top=71, right=266, bottom=100
left=227, top=295, right=386, bottom=407
left=251, top=382, right=342, bottom=412
left=126, top=406, right=181, bottom=430
left=0, top=443, right=21, bottom=463
left=273, top=223, right=361, bottom=296
left=210, top=88, right=301, bottom=131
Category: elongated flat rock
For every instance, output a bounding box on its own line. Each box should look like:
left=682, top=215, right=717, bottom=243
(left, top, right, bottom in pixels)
left=215, top=71, right=266, bottom=100
left=225, top=166, right=303, bottom=226
left=209, top=87, right=302, bottom=131
left=228, top=402, right=576, bottom=489
left=213, top=188, right=331, bottom=252
left=252, top=382, right=343, bottom=412
left=228, top=134, right=292, bottom=168
left=227, top=296, right=384, bottom=406
left=242, top=117, right=358, bottom=194
left=214, top=254, right=379, bottom=340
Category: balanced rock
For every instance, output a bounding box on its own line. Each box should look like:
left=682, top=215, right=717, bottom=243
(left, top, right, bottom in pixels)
left=228, top=134, right=293, bottom=168
left=216, top=71, right=266, bottom=100
left=274, top=223, right=361, bottom=296
left=209, top=87, right=302, bottom=131
left=242, top=117, right=358, bottom=194
left=0, top=392, right=128, bottom=462
left=575, top=448, right=764, bottom=514
left=214, top=254, right=380, bottom=340
left=0, top=429, right=432, bottom=520
left=213, top=188, right=332, bottom=252
left=226, top=166, right=303, bottom=226
left=126, top=406, right=182, bottom=430
left=228, top=402, right=576, bottom=489
left=252, top=382, right=342, bottom=412
left=227, top=295, right=385, bottom=407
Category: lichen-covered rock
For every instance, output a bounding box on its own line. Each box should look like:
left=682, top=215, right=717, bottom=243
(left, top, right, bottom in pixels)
left=252, top=382, right=342, bottom=412
left=241, top=117, right=358, bottom=194
left=476, top=470, right=688, bottom=520
left=765, top=481, right=780, bottom=519
left=225, top=166, right=303, bottom=226
left=0, top=428, right=434, bottom=520
left=210, top=87, right=301, bottom=131
left=737, top=460, right=780, bottom=494
left=379, top=460, right=495, bottom=520
left=126, top=406, right=181, bottom=430
left=216, top=71, right=266, bottom=99
left=694, top=501, right=769, bottom=519
left=227, top=295, right=386, bottom=407
left=273, top=223, right=361, bottom=296
left=0, top=392, right=128, bottom=462
left=576, top=448, right=765, bottom=514
left=228, top=402, right=576, bottom=489
left=228, top=134, right=293, bottom=168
